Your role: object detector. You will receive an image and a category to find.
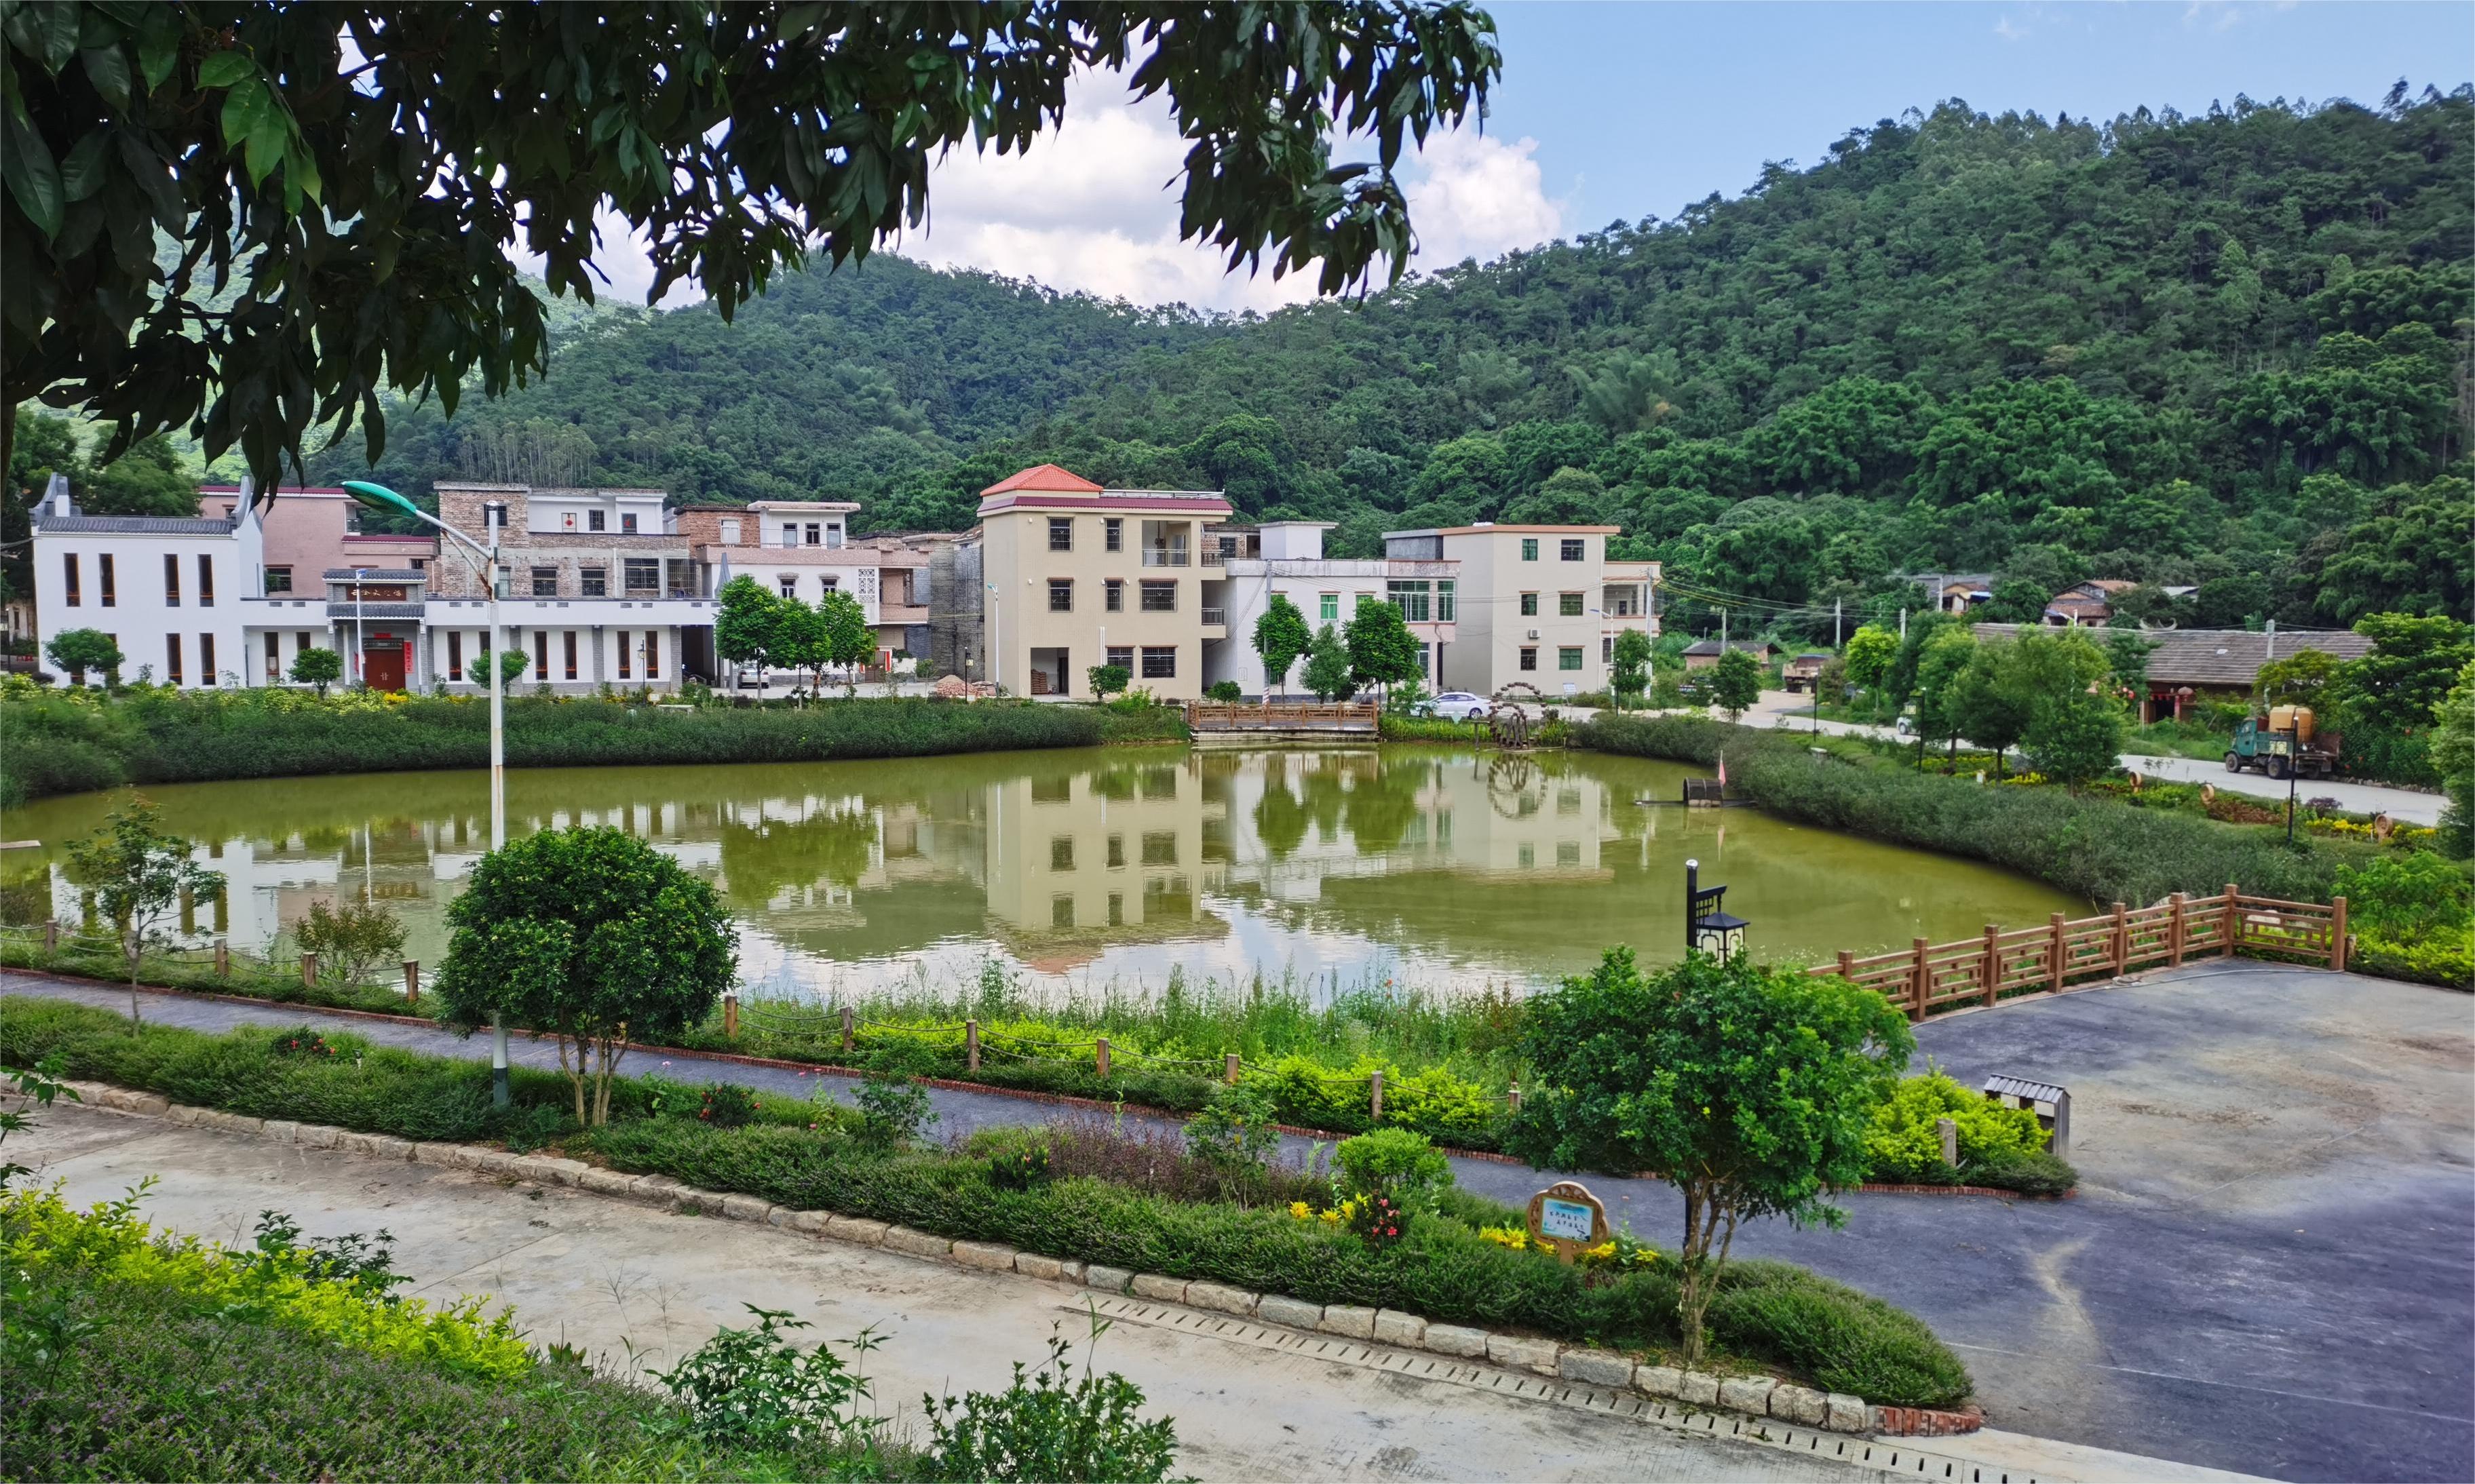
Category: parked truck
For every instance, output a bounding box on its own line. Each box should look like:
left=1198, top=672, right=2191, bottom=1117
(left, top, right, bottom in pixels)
left=2225, top=705, right=2340, bottom=780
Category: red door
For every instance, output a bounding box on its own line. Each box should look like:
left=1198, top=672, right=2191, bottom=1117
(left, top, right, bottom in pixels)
left=362, top=642, right=406, bottom=692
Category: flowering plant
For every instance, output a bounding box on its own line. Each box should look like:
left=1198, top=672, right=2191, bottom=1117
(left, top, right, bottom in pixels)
left=270, top=1028, right=337, bottom=1059
left=1344, top=1191, right=1406, bottom=1247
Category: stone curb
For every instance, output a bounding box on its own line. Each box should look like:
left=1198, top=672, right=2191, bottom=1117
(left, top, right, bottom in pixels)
left=40, top=1078, right=1980, bottom=1438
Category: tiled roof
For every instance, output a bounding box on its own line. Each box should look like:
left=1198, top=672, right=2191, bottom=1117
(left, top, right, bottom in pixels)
left=35, top=514, right=237, bottom=535
left=1682, top=639, right=1776, bottom=656
left=1970, top=624, right=2376, bottom=686
left=981, top=463, right=1105, bottom=496
left=332, top=602, right=426, bottom=620
left=323, top=568, right=426, bottom=581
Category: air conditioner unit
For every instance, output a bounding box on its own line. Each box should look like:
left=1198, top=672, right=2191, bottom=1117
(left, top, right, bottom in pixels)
left=1527, top=629, right=1540, bottom=640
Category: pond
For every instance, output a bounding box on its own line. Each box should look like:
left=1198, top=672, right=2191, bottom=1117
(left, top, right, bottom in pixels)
left=2, top=746, right=2084, bottom=1002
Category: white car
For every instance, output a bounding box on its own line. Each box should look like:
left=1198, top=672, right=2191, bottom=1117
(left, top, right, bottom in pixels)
left=1415, top=691, right=1493, bottom=722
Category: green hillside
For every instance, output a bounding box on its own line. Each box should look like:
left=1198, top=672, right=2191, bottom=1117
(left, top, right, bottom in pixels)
left=303, top=90, right=2470, bottom=636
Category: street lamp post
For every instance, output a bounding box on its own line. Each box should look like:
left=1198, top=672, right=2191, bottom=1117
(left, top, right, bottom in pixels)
left=345, top=482, right=510, bottom=1105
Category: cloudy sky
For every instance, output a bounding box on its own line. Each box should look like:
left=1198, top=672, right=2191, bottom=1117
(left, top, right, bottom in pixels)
left=581, top=1, right=2469, bottom=315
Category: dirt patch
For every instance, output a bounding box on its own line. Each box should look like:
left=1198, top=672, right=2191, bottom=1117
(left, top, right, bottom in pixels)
left=2110, top=1100, right=2272, bottom=1128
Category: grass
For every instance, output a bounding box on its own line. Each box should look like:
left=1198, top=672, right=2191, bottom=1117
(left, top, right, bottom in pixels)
left=2123, top=718, right=2238, bottom=762
left=0, top=681, right=1121, bottom=805
left=2, top=998, right=1975, bottom=1406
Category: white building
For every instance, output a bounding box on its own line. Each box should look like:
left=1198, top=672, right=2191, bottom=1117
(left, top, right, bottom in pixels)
left=1380, top=523, right=1659, bottom=698
left=1201, top=522, right=1460, bottom=697
left=31, top=475, right=260, bottom=687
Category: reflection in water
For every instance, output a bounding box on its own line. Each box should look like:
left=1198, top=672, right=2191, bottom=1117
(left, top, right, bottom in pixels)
left=2, top=747, right=2084, bottom=1001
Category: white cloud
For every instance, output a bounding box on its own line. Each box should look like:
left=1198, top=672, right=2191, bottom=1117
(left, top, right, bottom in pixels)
left=524, top=74, right=1567, bottom=315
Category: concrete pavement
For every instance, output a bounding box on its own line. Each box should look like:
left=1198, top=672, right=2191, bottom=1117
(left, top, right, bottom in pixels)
left=6, top=961, right=2470, bottom=1481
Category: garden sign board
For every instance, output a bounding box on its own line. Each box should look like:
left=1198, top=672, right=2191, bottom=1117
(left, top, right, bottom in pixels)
left=1524, top=1179, right=1609, bottom=1264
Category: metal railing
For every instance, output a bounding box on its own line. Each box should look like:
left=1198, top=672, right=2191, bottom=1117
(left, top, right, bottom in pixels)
left=1141, top=549, right=1190, bottom=568
left=1200, top=607, right=1227, bottom=625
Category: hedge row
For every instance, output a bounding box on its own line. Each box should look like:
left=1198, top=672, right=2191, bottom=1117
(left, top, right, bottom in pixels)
left=1, top=998, right=1973, bottom=1407
left=1577, top=713, right=2373, bottom=908
left=0, top=686, right=1116, bottom=803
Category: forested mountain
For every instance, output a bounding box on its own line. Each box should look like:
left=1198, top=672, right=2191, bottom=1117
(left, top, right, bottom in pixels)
left=313, top=89, right=2475, bottom=635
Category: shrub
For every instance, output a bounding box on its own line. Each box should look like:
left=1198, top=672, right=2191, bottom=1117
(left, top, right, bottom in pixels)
left=1184, top=1083, right=1280, bottom=1174
left=698, top=1082, right=760, bottom=1128
left=989, top=1141, right=1054, bottom=1192
left=1333, top=1129, right=1452, bottom=1207
left=1706, top=1260, right=1973, bottom=1405
left=2335, top=852, right=2472, bottom=939
left=1863, top=1072, right=2048, bottom=1182
left=294, top=898, right=409, bottom=987
left=1959, top=1146, right=2079, bottom=1198
left=1204, top=680, right=1242, bottom=703
left=649, top=1304, right=882, bottom=1455
left=853, top=1070, right=936, bottom=1149
left=919, top=1325, right=1184, bottom=1484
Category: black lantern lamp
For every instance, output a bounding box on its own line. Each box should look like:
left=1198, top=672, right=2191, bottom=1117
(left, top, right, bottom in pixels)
left=1685, top=857, right=1748, bottom=963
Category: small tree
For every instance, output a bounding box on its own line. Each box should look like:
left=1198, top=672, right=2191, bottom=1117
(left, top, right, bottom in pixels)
left=1944, top=647, right=2030, bottom=774
left=1204, top=680, right=1242, bottom=703
left=2100, top=627, right=2157, bottom=709
left=44, top=627, right=121, bottom=687
left=1252, top=593, right=1314, bottom=699
left=2025, top=689, right=2126, bottom=789
left=1343, top=596, right=1423, bottom=703
left=1087, top=663, right=1131, bottom=701
left=294, top=899, right=409, bottom=987
left=495, top=646, right=531, bottom=688
left=1911, top=627, right=1976, bottom=766
left=1980, top=577, right=2052, bottom=625
left=714, top=574, right=784, bottom=699
left=2257, top=647, right=2339, bottom=709
left=1610, top=629, right=1652, bottom=709
left=816, top=589, right=877, bottom=696
left=1708, top=647, right=1763, bottom=721
left=1508, top=950, right=1911, bottom=1366
left=65, top=800, right=224, bottom=1026
left=288, top=646, right=343, bottom=697
left=2431, top=661, right=2474, bottom=858
left=767, top=597, right=826, bottom=698
left=435, top=827, right=737, bottom=1126
left=1843, top=625, right=1898, bottom=720
left=1301, top=624, right=1356, bottom=702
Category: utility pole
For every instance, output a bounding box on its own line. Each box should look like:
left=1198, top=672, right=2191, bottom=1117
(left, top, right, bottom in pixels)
left=1833, top=598, right=1842, bottom=649
left=1898, top=606, right=1908, bottom=640
left=1721, top=608, right=1728, bottom=650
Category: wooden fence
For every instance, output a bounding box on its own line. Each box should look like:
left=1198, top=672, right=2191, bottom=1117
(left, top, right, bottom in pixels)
left=1810, top=884, right=2347, bottom=1020
left=1183, top=701, right=1378, bottom=733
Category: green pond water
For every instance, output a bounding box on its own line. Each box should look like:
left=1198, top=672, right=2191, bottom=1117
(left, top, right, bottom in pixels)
left=3, top=747, right=2084, bottom=1001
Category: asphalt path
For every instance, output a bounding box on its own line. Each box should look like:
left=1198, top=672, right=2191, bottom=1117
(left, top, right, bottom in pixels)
left=5, top=963, right=2468, bottom=1482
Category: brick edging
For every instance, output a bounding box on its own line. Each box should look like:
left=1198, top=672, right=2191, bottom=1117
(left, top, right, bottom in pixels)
left=3, top=967, right=2064, bottom=1202
left=45, top=1074, right=1982, bottom=1439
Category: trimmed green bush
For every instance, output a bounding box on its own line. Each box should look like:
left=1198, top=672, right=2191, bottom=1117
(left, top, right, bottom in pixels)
left=1579, top=713, right=2372, bottom=907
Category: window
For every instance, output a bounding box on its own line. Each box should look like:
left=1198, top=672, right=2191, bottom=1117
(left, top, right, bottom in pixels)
left=1105, top=579, right=1124, bottom=612
left=1559, top=592, right=1585, bottom=617
left=623, top=558, right=659, bottom=595
left=644, top=630, right=659, bottom=679
left=448, top=631, right=463, bottom=680
left=1603, top=636, right=1615, bottom=663
left=195, top=555, right=214, bottom=607
left=1561, top=538, right=1584, bottom=562
left=1520, top=592, right=1538, bottom=617
left=1319, top=593, right=1339, bottom=625
left=166, top=633, right=183, bottom=686
left=1105, top=646, right=1132, bottom=671
left=1051, top=836, right=1075, bottom=870
left=1107, top=834, right=1126, bottom=868
left=1140, top=645, right=1176, bottom=678
left=1519, top=646, right=1537, bottom=671
left=265, top=631, right=281, bottom=682
left=1048, top=518, right=1073, bottom=551
left=617, top=631, right=632, bottom=680
left=533, top=630, right=549, bottom=680
left=1387, top=580, right=1430, bottom=623
left=99, top=553, right=115, bottom=607
left=782, top=524, right=799, bottom=548
left=563, top=630, right=578, bottom=680
left=1049, top=579, right=1073, bottom=612
left=719, top=518, right=742, bottom=545
left=1558, top=841, right=1581, bottom=867
left=200, top=633, right=214, bottom=683
left=805, top=522, right=821, bottom=546
left=1052, top=895, right=1075, bottom=928
left=1105, top=518, right=1123, bottom=552
left=1107, top=893, right=1124, bottom=926
left=588, top=509, right=606, bottom=532
left=263, top=566, right=290, bottom=594
left=1436, top=580, right=1455, bottom=622
left=1558, top=646, right=1584, bottom=671
left=826, top=523, right=844, bottom=549
left=822, top=575, right=839, bottom=591
left=531, top=566, right=559, bottom=597
left=164, top=553, right=181, bottom=606
left=1139, top=581, right=1176, bottom=612
left=621, top=512, right=638, bottom=534
left=580, top=566, right=607, bottom=597
left=778, top=577, right=799, bottom=600
left=62, top=553, right=78, bottom=606
left=1520, top=538, right=1539, bottom=562
left=1141, top=831, right=1178, bottom=865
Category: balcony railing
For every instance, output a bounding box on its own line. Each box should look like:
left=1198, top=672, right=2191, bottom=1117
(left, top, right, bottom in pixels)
left=1143, top=548, right=1191, bottom=567
left=1202, top=547, right=1226, bottom=566
left=1201, top=607, right=1227, bottom=625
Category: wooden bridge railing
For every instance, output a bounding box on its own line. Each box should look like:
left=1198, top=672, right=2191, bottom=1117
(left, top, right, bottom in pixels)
left=1183, top=701, right=1379, bottom=731
left=1811, top=884, right=2347, bottom=1021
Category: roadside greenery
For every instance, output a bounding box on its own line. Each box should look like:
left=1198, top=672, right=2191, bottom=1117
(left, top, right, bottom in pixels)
left=63, top=800, right=223, bottom=1023
left=2334, top=853, right=2475, bottom=989
left=0, top=680, right=1118, bottom=805
left=0, top=998, right=1970, bottom=1407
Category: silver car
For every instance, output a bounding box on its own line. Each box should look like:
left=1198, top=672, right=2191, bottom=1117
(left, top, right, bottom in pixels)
left=1413, top=691, right=1493, bottom=721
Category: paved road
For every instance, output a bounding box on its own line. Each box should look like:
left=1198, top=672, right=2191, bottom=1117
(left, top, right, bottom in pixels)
left=1738, top=693, right=2447, bottom=825
left=6, top=963, right=2470, bottom=1482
